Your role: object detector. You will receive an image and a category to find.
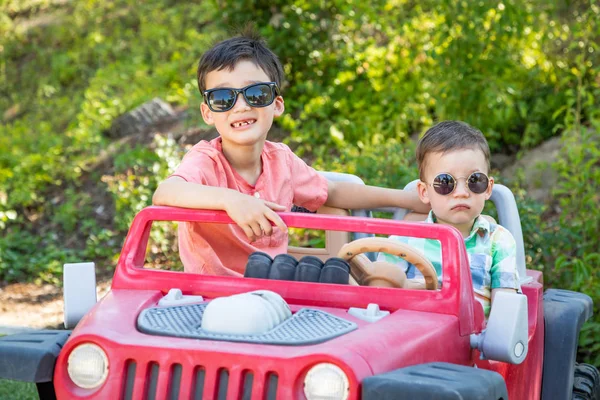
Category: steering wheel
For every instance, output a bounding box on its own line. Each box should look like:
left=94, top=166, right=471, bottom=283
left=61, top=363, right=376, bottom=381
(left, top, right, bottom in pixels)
left=337, top=237, right=439, bottom=290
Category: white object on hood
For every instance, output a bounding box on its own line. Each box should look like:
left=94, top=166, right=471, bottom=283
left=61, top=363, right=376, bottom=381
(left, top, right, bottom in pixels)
left=201, top=290, right=291, bottom=335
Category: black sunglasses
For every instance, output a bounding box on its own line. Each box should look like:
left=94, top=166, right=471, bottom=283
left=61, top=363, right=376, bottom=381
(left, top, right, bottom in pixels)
left=430, top=172, right=490, bottom=195
left=203, top=82, right=280, bottom=112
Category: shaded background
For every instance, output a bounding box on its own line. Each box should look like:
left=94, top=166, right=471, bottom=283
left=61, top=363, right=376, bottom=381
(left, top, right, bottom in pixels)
left=1, top=0, right=599, bottom=387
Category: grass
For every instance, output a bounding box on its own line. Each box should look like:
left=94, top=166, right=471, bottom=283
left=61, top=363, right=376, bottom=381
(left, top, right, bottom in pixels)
left=0, top=380, right=38, bottom=400
left=0, top=334, right=38, bottom=399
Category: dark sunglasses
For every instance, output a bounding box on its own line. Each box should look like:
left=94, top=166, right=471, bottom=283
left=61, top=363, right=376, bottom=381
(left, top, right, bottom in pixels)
left=203, top=82, right=280, bottom=112
left=430, top=172, right=490, bottom=195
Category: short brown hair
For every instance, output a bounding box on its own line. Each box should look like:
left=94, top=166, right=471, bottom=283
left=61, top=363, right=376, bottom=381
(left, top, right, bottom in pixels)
left=197, top=28, right=284, bottom=94
left=416, top=120, right=491, bottom=180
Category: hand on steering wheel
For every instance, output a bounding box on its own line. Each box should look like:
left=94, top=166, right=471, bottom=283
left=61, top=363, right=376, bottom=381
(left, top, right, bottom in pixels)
left=337, top=237, right=438, bottom=290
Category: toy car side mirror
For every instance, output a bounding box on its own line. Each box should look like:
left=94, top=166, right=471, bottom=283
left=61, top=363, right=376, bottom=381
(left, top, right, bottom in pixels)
left=470, top=291, right=528, bottom=364
left=64, top=262, right=97, bottom=329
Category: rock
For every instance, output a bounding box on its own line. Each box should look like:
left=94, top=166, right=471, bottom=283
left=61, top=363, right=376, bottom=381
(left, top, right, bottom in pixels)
left=105, top=98, right=178, bottom=139
left=500, top=137, right=563, bottom=204
left=3, top=104, right=24, bottom=122
left=490, top=153, right=515, bottom=171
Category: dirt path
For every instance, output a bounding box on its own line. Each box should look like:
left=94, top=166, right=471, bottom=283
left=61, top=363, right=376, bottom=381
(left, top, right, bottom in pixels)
left=0, top=280, right=112, bottom=332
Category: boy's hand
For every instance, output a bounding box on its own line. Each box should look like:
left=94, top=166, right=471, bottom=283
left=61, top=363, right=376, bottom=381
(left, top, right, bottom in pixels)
left=224, top=192, right=287, bottom=242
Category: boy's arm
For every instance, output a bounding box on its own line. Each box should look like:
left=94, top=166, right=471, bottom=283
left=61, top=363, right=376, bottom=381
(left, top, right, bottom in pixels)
left=324, top=180, right=431, bottom=213
left=153, top=176, right=286, bottom=241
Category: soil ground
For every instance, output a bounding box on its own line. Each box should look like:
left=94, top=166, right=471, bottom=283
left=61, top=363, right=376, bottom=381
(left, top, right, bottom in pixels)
left=0, top=278, right=112, bottom=333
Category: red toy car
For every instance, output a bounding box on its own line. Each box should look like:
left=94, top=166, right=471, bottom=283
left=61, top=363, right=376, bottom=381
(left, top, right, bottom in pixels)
left=0, top=178, right=598, bottom=400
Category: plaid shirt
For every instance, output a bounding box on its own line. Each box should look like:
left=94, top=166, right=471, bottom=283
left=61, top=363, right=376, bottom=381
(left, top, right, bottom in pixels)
left=378, top=212, right=520, bottom=316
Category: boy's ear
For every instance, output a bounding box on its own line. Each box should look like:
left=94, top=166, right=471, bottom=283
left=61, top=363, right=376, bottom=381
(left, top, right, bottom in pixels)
left=485, top=176, right=495, bottom=200
left=273, top=96, right=285, bottom=117
left=200, top=103, right=215, bottom=125
left=416, top=180, right=431, bottom=204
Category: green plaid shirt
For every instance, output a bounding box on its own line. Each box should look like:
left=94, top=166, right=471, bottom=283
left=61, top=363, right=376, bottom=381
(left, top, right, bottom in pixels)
left=378, top=212, right=520, bottom=316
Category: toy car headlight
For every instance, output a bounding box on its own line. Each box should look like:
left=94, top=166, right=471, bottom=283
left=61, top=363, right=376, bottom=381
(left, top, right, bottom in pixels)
left=303, top=363, right=349, bottom=400
left=67, top=343, right=109, bottom=389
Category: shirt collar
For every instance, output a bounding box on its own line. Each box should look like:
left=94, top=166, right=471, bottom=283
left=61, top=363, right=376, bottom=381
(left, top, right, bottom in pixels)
left=426, top=211, right=491, bottom=238
left=425, top=211, right=436, bottom=224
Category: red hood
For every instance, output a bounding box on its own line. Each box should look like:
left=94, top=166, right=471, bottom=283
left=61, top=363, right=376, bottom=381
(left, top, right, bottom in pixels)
left=72, top=289, right=471, bottom=372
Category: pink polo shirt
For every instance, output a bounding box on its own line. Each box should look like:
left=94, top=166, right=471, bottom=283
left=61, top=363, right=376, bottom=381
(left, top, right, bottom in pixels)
left=171, top=137, right=329, bottom=276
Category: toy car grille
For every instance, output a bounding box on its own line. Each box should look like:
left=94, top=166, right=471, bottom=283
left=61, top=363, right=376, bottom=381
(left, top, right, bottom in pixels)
left=137, top=303, right=357, bottom=345
left=121, top=359, right=279, bottom=400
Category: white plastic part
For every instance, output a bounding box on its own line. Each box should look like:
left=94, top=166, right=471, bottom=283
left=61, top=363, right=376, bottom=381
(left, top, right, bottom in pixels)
left=470, top=291, right=529, bottom=364
left=304, top=363, right=350, bottom=400
left=319, top=171, right=365, bottom=185
left=201, top=290, right=291, bottom=335
left=67, top=343, right=109, bottom=389
left=63, top=262, right=97, bottom=329
left=347, top=303, right=390, bottom=323
left=158, top=288, right=204, bottom=307
left=251, top=290, right=292, bottom=321
left=490, top=184, right=532, bottom=285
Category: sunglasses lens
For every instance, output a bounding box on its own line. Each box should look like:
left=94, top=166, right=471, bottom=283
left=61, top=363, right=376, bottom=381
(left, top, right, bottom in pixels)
left=468, top=172, right=489, bottom=194
left=433, top=173, right=455, bottom=195
left=244, top=84, right=274, bottom=107
left=207, top=89, right=235, bottom=111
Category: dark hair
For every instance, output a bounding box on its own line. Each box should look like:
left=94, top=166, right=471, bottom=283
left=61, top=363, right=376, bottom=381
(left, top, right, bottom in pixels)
left=196, top=27, right=284, bottom=94
left=416, top=120, right=491, bottom=180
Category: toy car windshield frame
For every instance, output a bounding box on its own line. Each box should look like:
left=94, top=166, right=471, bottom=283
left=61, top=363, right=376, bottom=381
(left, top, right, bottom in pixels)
left=112, top=206, right=479, bottom=336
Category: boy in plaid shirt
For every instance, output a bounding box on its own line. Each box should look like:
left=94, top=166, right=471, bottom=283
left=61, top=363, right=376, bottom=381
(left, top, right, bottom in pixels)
left=379, top=121, right=520, bottom=316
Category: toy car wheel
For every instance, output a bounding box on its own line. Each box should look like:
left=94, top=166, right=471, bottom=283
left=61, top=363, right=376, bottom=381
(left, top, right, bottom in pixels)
left=573, top=363, right=600, bottom=400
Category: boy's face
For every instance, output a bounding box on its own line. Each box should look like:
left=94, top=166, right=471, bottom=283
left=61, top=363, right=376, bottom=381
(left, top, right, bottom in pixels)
left=200, top=60, right=284, bottom=148
left=416, top=148, right=494, bottom=229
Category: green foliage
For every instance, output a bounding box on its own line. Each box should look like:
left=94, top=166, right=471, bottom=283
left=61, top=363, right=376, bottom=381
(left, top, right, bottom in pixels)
left=314, top=137, right=418, bottom=189
left=516, top=128, right=600, bottom=365
left=512, top=2, right=600, bottom=362
left=0, top=1, right=218, bottom=282
left=216, top=0, right=595, bottom=152
left=288, top=227, right=326, bottom=248
left=104, top=135, right=185, bottom=231
left=544, top=3, right=600, bottom=362
left=0, top=379, right=37, bottom=400
left=547, top=128, right=600, bottom=364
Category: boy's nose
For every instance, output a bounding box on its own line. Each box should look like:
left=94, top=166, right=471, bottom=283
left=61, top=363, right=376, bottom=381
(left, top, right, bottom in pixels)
left=453, top=181, right=470, bottom=197
left=232, top=93, right=250, bottom=112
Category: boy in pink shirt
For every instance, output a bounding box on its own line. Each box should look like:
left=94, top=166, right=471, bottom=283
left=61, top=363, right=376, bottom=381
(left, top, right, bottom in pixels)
left=152, top=30, right=429, bottom=276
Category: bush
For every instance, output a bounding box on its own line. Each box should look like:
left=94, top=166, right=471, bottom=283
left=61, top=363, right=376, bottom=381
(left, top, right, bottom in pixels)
left=217, top=0, right=581, bottom=152
left=313, top=137, right=418, bottom=189
left=0, top=1, right=219, bottom=282
left=547, top=128, right=600, bottom=364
